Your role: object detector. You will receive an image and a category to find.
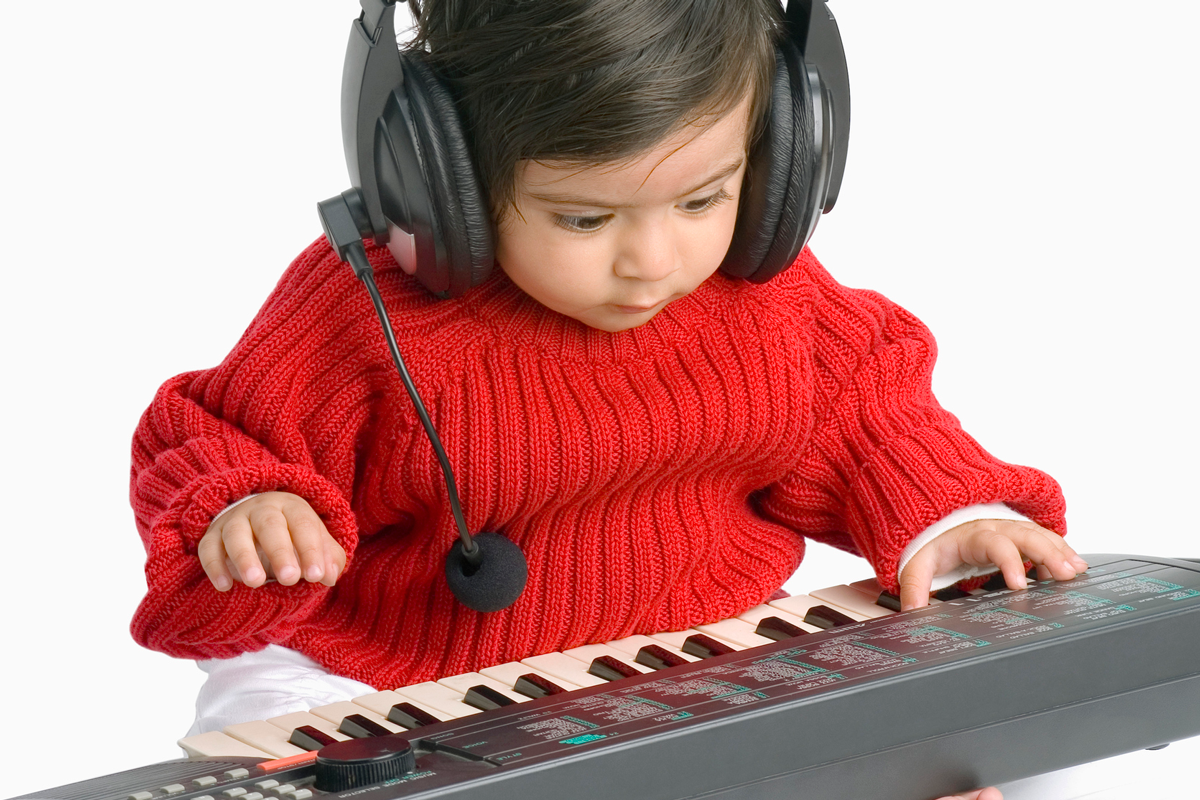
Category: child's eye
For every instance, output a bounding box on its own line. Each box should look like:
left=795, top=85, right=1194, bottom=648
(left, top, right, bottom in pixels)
left=553, top=214, right=612, bottom=233
left=681, top=188, right=733, bottom=215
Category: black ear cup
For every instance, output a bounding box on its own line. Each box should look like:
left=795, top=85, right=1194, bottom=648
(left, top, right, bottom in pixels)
left=720, top=41, right=816, bottom=284
left=392, top=53, right=494, bottom=298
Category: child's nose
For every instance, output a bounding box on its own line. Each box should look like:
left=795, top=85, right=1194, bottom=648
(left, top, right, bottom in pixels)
left=613, top=224, right=680, bottom=282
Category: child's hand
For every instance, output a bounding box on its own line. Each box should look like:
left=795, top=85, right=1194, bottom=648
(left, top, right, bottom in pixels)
left=197, top=491, right=346, bottom=591
left=899, top=519, right=1086, bottom=612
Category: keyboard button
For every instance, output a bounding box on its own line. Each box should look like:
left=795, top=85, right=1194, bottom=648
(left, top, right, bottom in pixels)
left=194, top=778, right=219, bottom=789
left=265, top=711, right=348, bottom=744
left=439, top=671, right=526, bottom=706
left=876, top=591, right=902, bottom=612
left=351, top=690, right=444, bottom=725
left=607, top=634, right=699, bottom=664
left=222, top=789, right=247, bottom=798
left=161, top=785, right=187, bottom=795
left=480, top=660, right=581, bottom=694
left=225, top=770, right=251, bottom=780
left=769, top=593, right=867, bottom=627
left=694, top=617, right=773, bottom=648
left=803, top=604, right=858, bottom=630
left=932, top=586, right=970, bottom=602
left=128, top=793, right=154, bottom=800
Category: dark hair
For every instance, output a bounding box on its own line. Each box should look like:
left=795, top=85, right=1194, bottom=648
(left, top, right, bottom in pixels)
left=408, top=0, right=783, bottom=216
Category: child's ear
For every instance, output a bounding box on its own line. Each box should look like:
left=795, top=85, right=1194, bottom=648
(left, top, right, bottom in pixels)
left=387, top=224, right=418, bottom=275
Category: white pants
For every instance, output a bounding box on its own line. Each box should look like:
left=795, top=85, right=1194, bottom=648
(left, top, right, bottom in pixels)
left=187, top=644, right=377, bottom=737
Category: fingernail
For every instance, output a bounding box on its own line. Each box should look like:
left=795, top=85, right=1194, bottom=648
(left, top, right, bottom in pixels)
left=214, top=576, right=231, bottom=592
left=306, top=564, right=324, bottom=582
left=246, top=567, right=264, bottom=585
left=1016, top=576, right=1028, bottom=589
left=1072, top=557, right=1088, bottom=570
left=278, top=565, right=299, bottom=583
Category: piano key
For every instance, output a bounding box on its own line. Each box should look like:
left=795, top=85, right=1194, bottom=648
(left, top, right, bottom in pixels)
left=932, top=586, right=971, bottom=602
left=463, top=684, right=518, bottom=711
left=480, top=660, right=583, bottom=692
left=307, top=701, right=406, bottom=735
left=265, top=711, right=349, bottom=743
left=511, top=672, right=570, bottom=699
left=634, top=644, right=690, bottom=670
left=288, top=726, right=335, bottom=751
left=392, top=681, right=485, bottom=719
left=338, top=713, right=394, bottom=739
left=438, top=671, right=527, bottom=705
left=606, top=634, right=700, bottom=663
left=350, top=689, right=445, bottom=725
left=589, top=654, right=644, bottom=681
left=809, top=584, right=898, bottom=619
left=753, top=615, right=809, bottom=641
left=521, top=652, right=609, bottom=688
left=677, top=633, right=737, bottom=659
left=387, top=702, right=443, bottom=729
left=736, top=603, right=820, bottom=633
left=693, top=617, right=776, bottom=649
left=178, top=730, right=274, bottom=759
left=222, top=720, right=310, bottom=758
left=768, top=593, right=868, bottom=627
left=648, top=628, right=742, bottom=655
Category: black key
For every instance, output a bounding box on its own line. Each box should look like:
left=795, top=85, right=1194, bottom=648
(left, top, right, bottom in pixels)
left=875, top=591, right=902, bottom=612
left=803, top=604, right=856, bottom=630
left=635, top=644, right=689, bottom=670
left=464, top=684, right=517, bottom=711
left=681, top=633, right=735, bottom=659
left=289, top=725, right=336, bottom=750
left=754, top=616, right=808, bottom=641
left=932, top=586, right=970, bottom=602
left=588, top=655, right=642, bottom=681
left=387, top=702, right=442, bottom=729
left=338, top=713, right=392, bottom=738
left=513, top=672, right=568, bottom=699
left=981, top=572, right=1008, bottom=592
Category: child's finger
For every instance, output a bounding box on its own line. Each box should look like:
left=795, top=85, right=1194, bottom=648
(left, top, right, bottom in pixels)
left=1004, top=524, right=1084, bottom=582
left=197, top=529, right=233, bottom=591
left=247, top=505, right=301, bottom=585
left=321, top=537, right=346, bottom=587
left=898, top=552, right=937, bottom=611
left=286, top=508, right=327, bottom=583
left=222, top=514, right=269, bottom=588
left=973, top=533, right=1030, bottom=591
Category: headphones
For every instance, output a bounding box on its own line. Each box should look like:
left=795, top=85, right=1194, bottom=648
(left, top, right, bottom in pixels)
left=316, top=0, right=850, bottom=612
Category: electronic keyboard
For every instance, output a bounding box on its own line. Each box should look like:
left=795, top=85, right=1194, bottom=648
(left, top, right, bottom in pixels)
left=13, top=554, right=1200, bottom=800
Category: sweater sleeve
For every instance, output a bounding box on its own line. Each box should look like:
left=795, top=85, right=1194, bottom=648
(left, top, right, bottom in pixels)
left=129, top=238, right=397, bottom=659
left=755, top=249, right=1067, bottom=594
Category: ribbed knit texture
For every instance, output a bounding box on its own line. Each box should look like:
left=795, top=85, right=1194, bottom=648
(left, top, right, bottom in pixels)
left=129, top=237, right=1066, bottom=689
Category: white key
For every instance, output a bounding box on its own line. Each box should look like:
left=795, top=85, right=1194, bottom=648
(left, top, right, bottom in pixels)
left=438, top=671, right=528, bottom=705
left=769, top=593, right=868, bottom=625
left=307, top=701, right=406, bottom=734
left=393, top=681, right=484, bottom=719
left=521, top=652, right=608, bottom=687
left=223, top=720, right=310, bottom=758
left=649, top=627, right=745, bottom=653
left=480, top=661, right=583, bottom=693
left=606, top=634, right=700, bottom=664
left=352, top=690, right=446, bottom=726
left=178, top=731, right=272, bottom=759
left=735, top=603, right=822, bottom=634
left=562, top=643, right=653, bottom=679
left=809, top=584, right=897, bottom=619
left=694, top=617, right=775, bottom=649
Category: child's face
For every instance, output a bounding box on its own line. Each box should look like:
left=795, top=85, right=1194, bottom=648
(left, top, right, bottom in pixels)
left=495, top=99, right=751, bottom=332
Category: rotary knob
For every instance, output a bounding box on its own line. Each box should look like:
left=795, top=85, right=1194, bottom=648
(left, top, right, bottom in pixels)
left=313, top=735, right=417, bottom=792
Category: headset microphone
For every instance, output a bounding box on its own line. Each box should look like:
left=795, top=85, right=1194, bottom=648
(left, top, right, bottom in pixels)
left=318, top=191, right=528, bottom=613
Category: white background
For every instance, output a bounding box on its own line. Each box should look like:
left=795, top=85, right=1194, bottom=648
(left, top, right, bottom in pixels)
left=1, top=2, right=1197, bottom=798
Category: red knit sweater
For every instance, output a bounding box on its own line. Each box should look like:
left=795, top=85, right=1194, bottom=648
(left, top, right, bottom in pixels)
left=129, top=238, right=1065, bottom=689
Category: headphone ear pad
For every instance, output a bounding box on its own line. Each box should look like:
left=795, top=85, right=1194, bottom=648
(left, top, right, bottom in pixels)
left=399, top=53, right=494, bottom=297
left=721, top=42, right=815, bottom=283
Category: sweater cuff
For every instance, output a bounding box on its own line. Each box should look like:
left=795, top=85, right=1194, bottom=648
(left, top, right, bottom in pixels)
left=132, top=462, right=359, bottom=660
left=896, top=503, right=1032, bottom=591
